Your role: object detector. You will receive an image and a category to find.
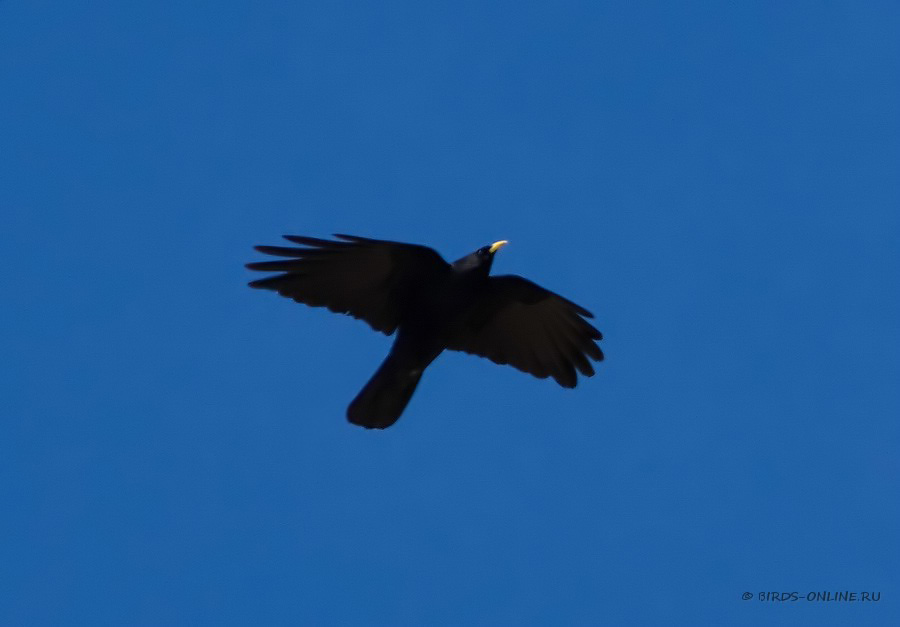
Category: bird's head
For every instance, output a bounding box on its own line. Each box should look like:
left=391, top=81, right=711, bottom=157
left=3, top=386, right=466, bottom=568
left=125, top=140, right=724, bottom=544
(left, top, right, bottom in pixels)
left=452, top=240, right=508, bottom=275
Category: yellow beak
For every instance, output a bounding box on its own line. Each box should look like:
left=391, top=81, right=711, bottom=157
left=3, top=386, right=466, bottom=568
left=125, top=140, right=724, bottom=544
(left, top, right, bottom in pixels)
left=489, top=240, right=509, bottom=254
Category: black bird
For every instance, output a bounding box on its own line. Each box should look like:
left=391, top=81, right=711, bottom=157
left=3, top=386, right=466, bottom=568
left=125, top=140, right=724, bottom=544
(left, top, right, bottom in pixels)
left=246, top=234, right=603, bottom=429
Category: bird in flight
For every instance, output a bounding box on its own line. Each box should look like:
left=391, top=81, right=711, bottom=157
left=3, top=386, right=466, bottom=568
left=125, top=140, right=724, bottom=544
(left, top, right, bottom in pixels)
left=246, top=234, right=603, bottom=429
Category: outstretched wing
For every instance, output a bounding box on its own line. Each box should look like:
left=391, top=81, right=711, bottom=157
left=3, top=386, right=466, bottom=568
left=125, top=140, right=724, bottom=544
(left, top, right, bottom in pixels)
left=246, top=234, right=450, bottom=334
left=446, top=275, right=603, bottom=387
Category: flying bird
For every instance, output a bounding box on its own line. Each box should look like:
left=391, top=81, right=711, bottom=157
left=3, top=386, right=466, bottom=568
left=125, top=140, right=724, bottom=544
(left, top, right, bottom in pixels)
left=246, top=234, right=603, bottom=429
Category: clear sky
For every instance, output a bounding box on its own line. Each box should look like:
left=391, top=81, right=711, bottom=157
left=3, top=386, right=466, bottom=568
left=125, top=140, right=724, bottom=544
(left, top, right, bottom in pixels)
left=2, top=2, right=897, bottom=625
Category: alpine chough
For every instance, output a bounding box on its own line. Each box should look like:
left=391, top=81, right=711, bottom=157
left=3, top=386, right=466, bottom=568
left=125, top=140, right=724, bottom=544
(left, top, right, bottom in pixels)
left=247, top=234, right=603, bottom=429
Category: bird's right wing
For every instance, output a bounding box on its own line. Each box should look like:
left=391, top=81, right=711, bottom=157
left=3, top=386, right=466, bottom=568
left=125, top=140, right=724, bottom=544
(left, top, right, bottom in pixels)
left=446, top=275, right=603, bottom=387
left=246, top=234, right=450, bottom=334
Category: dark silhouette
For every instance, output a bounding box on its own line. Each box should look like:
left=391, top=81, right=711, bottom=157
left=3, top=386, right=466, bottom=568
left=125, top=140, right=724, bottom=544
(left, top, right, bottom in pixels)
left=246, top=234, right=603, bottom=428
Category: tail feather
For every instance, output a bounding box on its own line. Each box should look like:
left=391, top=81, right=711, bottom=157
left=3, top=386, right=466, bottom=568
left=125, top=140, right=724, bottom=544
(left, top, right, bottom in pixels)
left=347, top=355, right=424, bottom=429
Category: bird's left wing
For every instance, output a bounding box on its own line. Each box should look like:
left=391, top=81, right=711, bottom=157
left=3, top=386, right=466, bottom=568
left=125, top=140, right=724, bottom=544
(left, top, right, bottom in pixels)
left=445, top=275, right=603, bottom=387
left=246, top=234, right=450, bottom=334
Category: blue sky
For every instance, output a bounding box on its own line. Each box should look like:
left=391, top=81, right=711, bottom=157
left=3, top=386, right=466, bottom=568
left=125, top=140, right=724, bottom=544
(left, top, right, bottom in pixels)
left=2, top=2, right=898, bottom=625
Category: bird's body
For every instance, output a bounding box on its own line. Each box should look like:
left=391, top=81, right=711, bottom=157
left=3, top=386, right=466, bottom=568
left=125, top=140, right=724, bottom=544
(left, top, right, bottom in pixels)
left=247, top=234, right=603, bottom=429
